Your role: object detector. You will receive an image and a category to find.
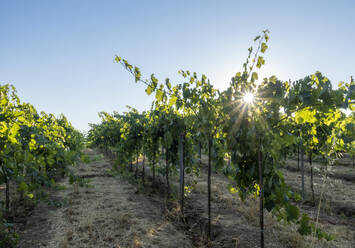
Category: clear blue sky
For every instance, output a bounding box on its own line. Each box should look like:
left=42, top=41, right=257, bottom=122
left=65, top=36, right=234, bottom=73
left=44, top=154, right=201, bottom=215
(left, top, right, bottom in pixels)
left=1, top=0, right=354, bottom=132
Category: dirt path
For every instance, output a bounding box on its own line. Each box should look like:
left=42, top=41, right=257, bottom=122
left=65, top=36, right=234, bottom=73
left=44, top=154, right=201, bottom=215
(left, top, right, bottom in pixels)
left=17, top=150, right=355, bottom=248
left=17, top=149, right=193, bottom=248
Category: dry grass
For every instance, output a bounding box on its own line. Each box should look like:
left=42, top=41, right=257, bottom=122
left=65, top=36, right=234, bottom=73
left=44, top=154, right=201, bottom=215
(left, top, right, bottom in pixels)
left=185, top=155, right=355, bottom=248
left=277, top=226, right=305, bottom=248
left=18, top=149, right=194, bottom=248
left=16, top=150, right=355, bottom=248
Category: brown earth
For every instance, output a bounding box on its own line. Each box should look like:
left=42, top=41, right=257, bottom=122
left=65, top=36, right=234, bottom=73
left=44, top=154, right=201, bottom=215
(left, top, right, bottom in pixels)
left=15, top=150, right=355, bottom=248
left=185, top=157, right=355, bottom=248
left=282, top=158, right=355, bottom=219
left=17, top=149, right=193, bottom=248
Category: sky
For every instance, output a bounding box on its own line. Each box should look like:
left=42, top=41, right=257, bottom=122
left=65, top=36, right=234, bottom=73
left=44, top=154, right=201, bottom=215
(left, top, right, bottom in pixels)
left=1, top=0, right=354, bottom=132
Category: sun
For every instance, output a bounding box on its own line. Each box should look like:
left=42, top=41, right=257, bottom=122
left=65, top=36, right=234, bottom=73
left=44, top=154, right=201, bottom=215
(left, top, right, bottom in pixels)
left=243, top=92, right=255, bottom=104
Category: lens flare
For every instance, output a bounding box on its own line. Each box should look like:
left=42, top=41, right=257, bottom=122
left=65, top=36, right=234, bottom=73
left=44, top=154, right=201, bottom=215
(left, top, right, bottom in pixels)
left=243, top=92, right=255, bottom=104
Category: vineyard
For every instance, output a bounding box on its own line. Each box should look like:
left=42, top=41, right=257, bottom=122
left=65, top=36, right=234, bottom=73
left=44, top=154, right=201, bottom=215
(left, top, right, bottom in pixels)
left=86, top=31, right=354, bottom=247
left=0, top=85, right=85, bottom=246
left=1, top=31, right=354, bottom=248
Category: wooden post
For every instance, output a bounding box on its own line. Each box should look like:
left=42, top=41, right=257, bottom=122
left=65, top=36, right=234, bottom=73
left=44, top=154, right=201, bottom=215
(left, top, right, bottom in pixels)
left=297, top=144, right=300, bottom=170
left=135, top=152, right=139, bottom=179
left=142, top=155, right=145, bottom=185
left=5, top=176, right=10, bottom=214
left=165, top=144, right=170, bottom=197
left=301, top=141, right=305, bottom=199
left=310, top=151, right=314, bottom=203
left=207, top=137, right=212, bottom=240
left=130, top=156, right=133, bottom=172
left=179, top=132, right=185, bottom=212
left=2, top=167, right=10, bottom=215
left=258, top=140, right=264, bottom=248
left=152, top=161, right=155, bottom=186
left=199, top=141, right=202, bottom=167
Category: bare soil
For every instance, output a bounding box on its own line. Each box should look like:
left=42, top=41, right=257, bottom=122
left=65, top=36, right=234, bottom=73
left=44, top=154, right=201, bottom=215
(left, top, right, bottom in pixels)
left=17, top=149, right=193, bottom=248
left=180, top=155, right=355, bottom=248
left=282, top=158, right=355, bottom=219
left=15, top=150, right=355, bottom=248
left=285, top=156, right=355, bottom=183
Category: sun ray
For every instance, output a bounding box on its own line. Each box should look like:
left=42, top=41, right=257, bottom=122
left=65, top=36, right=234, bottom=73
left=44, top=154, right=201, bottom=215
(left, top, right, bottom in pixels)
left=243, top=92, right=255, bottom=104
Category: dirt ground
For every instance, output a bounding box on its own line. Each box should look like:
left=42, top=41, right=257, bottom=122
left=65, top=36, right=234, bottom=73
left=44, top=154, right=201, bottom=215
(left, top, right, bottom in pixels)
left=17, top=149, right=193, bottom=248
left=281, top=168, right=355, bottom=217
left=16, top=150, right=355, bottom=248
left=183, top=156, right=355, bottom=248
left=282, top=158, right=355, bottom=219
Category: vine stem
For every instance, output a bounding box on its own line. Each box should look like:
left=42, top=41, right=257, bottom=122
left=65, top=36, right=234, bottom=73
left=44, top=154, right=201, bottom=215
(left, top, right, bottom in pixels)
left=311, top=166, right=328, bottom=248
left=246, top=34, right=264, bottom=82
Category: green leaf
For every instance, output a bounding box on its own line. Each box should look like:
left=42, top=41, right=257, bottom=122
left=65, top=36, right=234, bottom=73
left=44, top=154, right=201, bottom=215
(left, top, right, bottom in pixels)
left=286, top=204, right=299, bottom=221
left=270, top=75, right=277, bottom=84
left=145, top=85, right=153, bottom=95
left=168, top=95, right=177, bottom=107
left=298, top=214, right=312, bottom=235
left=10, top=123, right=20, bottom=138
left=165, top=78, right=171, bottom=90
left=134, top=67, right=141, bottom=83
left=251, top=72, right=258, bottom=82
left=27, top=193, right=34, bottom=199
left=155, top=88, right=164, bottom=102
left=19, top=181, right=28, bottom=192
left=256, top=56, right=265, bottom=68
left=265, top=33, right=269, bottom=42
left=123, top=59, right=132, bottom=71
left=311, top=74, right=319, bottom=86
left=261, top=42, right=268, bottom=53
left=114, top=55, right=121, bottom=63
left=151, top=74, right=158, bottom=88
left=295, top=109, right=317, bottom=124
